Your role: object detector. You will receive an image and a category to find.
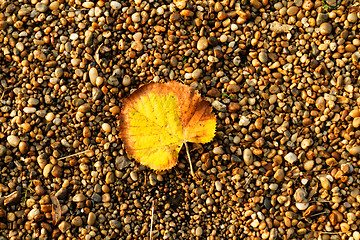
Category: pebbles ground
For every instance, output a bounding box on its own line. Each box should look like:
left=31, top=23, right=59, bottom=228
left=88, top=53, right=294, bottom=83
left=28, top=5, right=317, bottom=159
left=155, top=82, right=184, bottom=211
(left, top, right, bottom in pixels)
left=1, top=0, right=360, bottom=239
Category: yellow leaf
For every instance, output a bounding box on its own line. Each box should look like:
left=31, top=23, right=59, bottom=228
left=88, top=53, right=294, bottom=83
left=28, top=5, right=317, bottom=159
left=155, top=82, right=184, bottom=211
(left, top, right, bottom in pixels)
left=119, top=81, right=216, bottom=172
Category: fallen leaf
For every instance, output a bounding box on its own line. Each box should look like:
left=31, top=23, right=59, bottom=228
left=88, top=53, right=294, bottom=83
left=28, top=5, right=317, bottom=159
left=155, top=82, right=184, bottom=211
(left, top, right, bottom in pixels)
left=119, top=81, right=216, bottom=172
left=50, top=193, right=61, bottom=225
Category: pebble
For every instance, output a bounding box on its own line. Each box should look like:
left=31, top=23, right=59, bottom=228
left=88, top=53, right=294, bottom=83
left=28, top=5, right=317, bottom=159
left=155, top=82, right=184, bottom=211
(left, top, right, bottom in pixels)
left=89, top=68, right=98, bottom=86
left=243, top=149, right=253, bottom=165
left=87, top=212, right=96, bottom=225
left=72, top=216, right=83, bottom=227
left=102, top=123, right=112, bottom=133
left=110, top=1, right=122, bottom=10
left=0, top=145, right=7, bottom=157
left=110, top=220, right=121, bottom=228
left=197, top=37, right=208, bottom=51
left=28, top=208, right=40, bottom=220
left=258, top=52, right=268, bottom=63
left=130, top=172, right=138, bottom=181
left=319, top=23, right=332, bottom=35
left=195, top=226, right=203, bottom=236
left=353, top=117, right=360, bottom=128
left=58, top=221, right=71, bottom=233
left=274, top=169, right=284, bottom=181
left=320, top=176, right=331, bottom=190
left=294, top=188, right=307, bottom=203
left=35, top=2, right=48, bottom=12
left=215, top=181, right=222, bottom=191
left=213, top=147, right=224, bottom=155
left=212, top=101, right=226, bottom=112
left=4, top=191, right=21, bottom=207
left=284, top=152, right=297, bottom=164
left=78, top=103, right=91, bottom=113
left=73, top=193, right=86, bottom=202
left=7, top=135, right=20, bottom=147
left=287, top=6, right=299, bottom=16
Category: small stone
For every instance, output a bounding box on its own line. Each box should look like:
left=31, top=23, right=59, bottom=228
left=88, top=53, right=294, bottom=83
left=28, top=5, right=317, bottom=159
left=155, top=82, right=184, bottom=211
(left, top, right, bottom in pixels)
left=287, top=6, right=299, bottom=16
left=89, top=68, right=98, bottom=86
left=115, top=156, right=131, bottom=169
left=131, top=12, right=141, bottom=23
left=7, top=135, right=20, bottom=147
left=4, top=191, right=21, bottom=207
left=349, top=146, right=360, bottom=155
left=213, top=147, right=224, bottom=155
left=58, top=221, right=71, bottom=233
left=0, top=21, right=7, bottom=30
left=250, top=0, right=263, bottom=9
left=316, top=13, right=329, bottom=26
left=110, top=1, right=122, bottom=10
left=243, top=149, right=254, bottom=165
left=49, top=1, right=60, bottom=10
left=149, top=173, right=157, bottom=186
left=122, top=75, right=131, bottom=86
left=212, top=100, right=226, bottom=112
left=319, top=23, right=332, bottom=35
left=325, top=0, right=337, bottom=7
left=110, top=220, right=121, bottom=228
left=320, top=176, right=331, bottom=190
left=294, top=188, right=307, bottom=203
left=0, top=145, right=7, bottom=157
left=340, top=222, right=350, bottom=232
left=192, top=69, right=202, bottom=79
left=7, top=212, right=16, bottom=221
left=174, top=0, right=187, bottom=9
left=78, top=103, right=91, bottom=113
left=295, top=202, right=309, bottom=210
left=88, top=212, right=96, bottom=225
left=35, top=2, right=48, bottom=12
left=28, top=208, right=40, bottom=220
left=258, top=52, right=268, bottom=63
left=73, top=193, right=86, bottom=202
left=274, top=169, right=285, bottom=181
left=195, top=226, right=203, bottom=236
left=353, top=117, right=360, bottom=128
left=131, top=40, right=143, bottom=51
left=43, top=164, right=53, bottom=178
left=82, top=2, right=94, bottom=8
left=83, top=126, right=91, bottom=138
left=303, top=160, right=314, bottom=171
left=130, top=172, right=138, bottom=181
left=215, top=181, right=222, bottom=191
left=284, top=152, right=297, bottom=164
left=348, top=13, right=358, bottom=23
left=23, top=107, right=37, bottom=113
left=102, top=123, right=111, bottom=133
left=105, top=172, right=115, bottom=184
left=302, top=0, right=313, bottom=10
left=71, top=216, right=83, bottom=227
left=51, top=165, right=63, bottom=178
left=197, top=37, right=208, bottom=51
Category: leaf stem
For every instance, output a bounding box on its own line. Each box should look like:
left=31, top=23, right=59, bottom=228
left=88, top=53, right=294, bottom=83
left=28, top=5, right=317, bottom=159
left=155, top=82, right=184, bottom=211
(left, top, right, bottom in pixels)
left=184, top=142, right=195, bottom=177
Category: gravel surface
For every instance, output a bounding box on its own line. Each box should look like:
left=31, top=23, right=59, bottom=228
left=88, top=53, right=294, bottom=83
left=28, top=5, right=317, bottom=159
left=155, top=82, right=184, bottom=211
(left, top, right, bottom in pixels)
left=1, top=0, right=360, bottom=239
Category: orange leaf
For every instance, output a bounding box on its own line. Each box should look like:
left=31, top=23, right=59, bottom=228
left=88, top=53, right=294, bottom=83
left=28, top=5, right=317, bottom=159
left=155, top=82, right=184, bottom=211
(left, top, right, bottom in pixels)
left=119, top=81, right=216, bottom=171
